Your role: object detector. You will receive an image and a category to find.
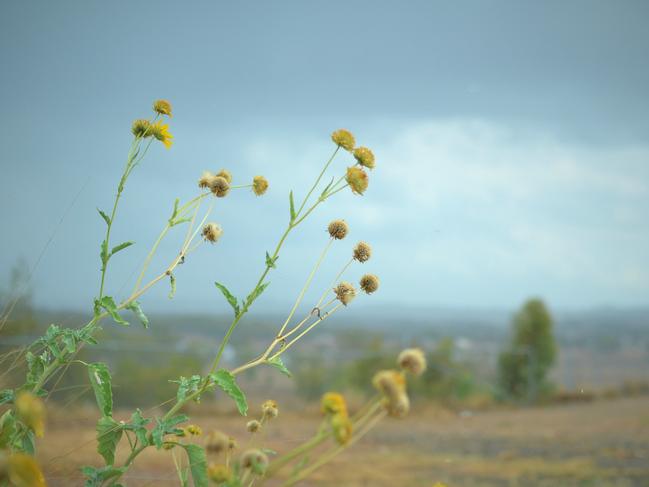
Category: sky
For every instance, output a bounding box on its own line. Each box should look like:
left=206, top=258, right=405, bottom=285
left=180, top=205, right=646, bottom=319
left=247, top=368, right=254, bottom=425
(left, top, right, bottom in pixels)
left=0, top=0, right=648, bottom=314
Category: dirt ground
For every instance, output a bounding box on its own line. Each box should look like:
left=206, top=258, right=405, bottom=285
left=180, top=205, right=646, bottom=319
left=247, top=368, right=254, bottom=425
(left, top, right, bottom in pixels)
left=38, top=396, right=649, bottom=486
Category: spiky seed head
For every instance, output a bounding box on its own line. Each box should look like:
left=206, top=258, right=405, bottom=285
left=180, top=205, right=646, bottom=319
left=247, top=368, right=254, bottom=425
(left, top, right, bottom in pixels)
left=353, top=146, right=375, bottom=169
left=389, top=393, right=410, bottom=418
left=185, top=424, right=202, bottom=436
left=15, top=392, right=45, bottom=437
left=397, top=348, right=427, bottom=376
left=252, top=175, right=269, bottom=196
left=205, top=430, right=230, bottom=454
left=331, top=129, right=356, bottom=152
left=241, top=449, right=269, bottom=475
left=210, top=176, right=230, bottom=198
left=346, top=166, right=369, bottom=195
left=334, top=281, right=356, bottom=306
left=216, top=169, right=233, bottom=184
left=328, top=220, right=349, bottom=240
left=321, top=392, right=347, bottom=415
left=198, top=171, right=216, bottom=189
left=360, top=274, right=379, bottom=294
left=202, top=223, right=223, bottom=243
left=246, top=420, right=262, bottom=433
left=353, top=241, right=372, bottom=263
left=153, top=99, right=172, bottom=117
left=261, top=399, right=279, bottom=419
left=208, top=464, right=231, bottom=483
left=372, top=369, right=410, bottom=418
left=131, top=119, right=152, bottom=138
left=331, top=413, right=353, bottom=445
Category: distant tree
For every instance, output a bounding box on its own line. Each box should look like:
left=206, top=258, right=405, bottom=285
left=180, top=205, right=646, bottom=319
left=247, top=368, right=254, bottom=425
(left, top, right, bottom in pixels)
left=498, top=298, right=557, bottom=402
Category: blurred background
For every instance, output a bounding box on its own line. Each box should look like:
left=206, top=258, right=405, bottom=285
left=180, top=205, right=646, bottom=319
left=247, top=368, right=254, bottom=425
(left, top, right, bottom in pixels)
left=1, top=1, right=648, bottom=485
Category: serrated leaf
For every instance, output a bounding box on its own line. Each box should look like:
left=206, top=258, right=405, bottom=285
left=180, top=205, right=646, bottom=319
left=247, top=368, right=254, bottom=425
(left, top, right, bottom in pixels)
left=151, top=414, right=188, bottom=449
left=245, top=281, right=270, bottom=309
left=172, top=375, right=202, bottom=403
left=97, top=208, right=111, bottom=226
left=266, top=356, right=292, bottom=377
left=100, top=296, right=129, bottom=326
left=289, top=190, right=296, bottom=221
left=0, top=389, right=14, bottom=406
left=181, top=444, right=208, bottom=487
left=96, top=416, right=123, bottom=465
left=0, top=411, right=16, bottom=448
left=110, top=241, right=134, bottom=257
left=125, top=301, right=149, bottom=329
left=82, top=465, right=127, bottom=486
left=124, top=409, right=150, bottom=447
left=211, top=369, right=247, bottom=416
left=88, top=363, right=113, bottom=417
left=214, top=282, right=240, bottom=317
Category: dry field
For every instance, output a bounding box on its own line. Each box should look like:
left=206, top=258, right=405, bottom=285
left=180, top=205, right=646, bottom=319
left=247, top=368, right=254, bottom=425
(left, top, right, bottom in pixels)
left=38, top=396, right=649, bottom=486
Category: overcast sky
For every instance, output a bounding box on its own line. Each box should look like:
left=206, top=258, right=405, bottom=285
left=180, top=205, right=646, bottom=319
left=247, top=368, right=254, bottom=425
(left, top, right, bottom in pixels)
left=1, top=0, right=648, bottom=314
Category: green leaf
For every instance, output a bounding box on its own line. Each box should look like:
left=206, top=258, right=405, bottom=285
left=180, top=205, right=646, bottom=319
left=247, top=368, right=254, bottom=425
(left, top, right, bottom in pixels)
left=110, top=241, right=135, bottom=257
left=171, top=217, right=192, bottom=227
left=168, top=273, right=177, bottom=299
left=151, top=414, right=188, bottom=449
left=124, top=409, right=150, bottom=447
left=172, top=375, right=202, bottom=403
left=82, top=465, right=127, bottom=486
left=20, top=429, right=35, bottom=455
left=289, top=190, right=296, bottom=221
left=0, top=389, right=14, bottom=405
left=25, top=351, right=47, bottom=388
left=245, top=281, right=270, bottom=309
left=97, top=208, right=111, bottom=226
left=96, top=416, right=123, bottom=465
left=100, top=296, right=129, bottom=326
left=0, top=411, right=16, bottom=448
left=169, top=198, right=180, bottom=223
left=266, top=356, right=292, bottom=377
left=88, top=362, right=113, bottom=417
left=125, top=301, right=149, bottom=329
left=265, top=252, right=278, bottom=269
left=320, top=176, right=335, bottom=198
left=211, top=369, right=247, bottom=416
left=214, top=282, right=240, bottom=317
left=181, top=444, right=209, bottom=487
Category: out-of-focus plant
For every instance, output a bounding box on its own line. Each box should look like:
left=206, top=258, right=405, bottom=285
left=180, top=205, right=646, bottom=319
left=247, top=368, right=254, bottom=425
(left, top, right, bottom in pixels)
left=0, top=101, right=425, bottom=486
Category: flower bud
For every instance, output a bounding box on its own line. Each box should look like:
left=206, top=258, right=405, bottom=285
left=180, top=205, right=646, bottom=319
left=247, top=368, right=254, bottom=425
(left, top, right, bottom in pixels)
left=246, top=420, right=262, bottom=433
left=208, top=463, right=231, bottom=483
left=131, top=119, right=152, bottom=138
left=331, top=413, right=353, bottom=445
left=397, top=348, right=427, bottom=376
left=210, top=176, right=230, bottom=198
left=353, top=146, right=375, bottom=169
left=252, top=175, right=269, bottom=196
left=346, top=166, right=369, bottom=195
left=261, top=399, right=279, bottom=420
left=205, top=430, right=230, bottom=454
left=241, top=449, right=269, bottom=475
left=331, top=129, right=356, bottom=152
left=153, top=99, right=172, bottom=117
left=321, top=392, right=347, bottom=415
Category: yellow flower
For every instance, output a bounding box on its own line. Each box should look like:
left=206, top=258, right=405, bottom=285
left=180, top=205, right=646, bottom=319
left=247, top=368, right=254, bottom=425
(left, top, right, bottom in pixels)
left=15, top=392, right=45, bottom=437
left=153, top=99, right=172, bottom=117
left=331, top=129, right=356, bottom=152
left=321, top=392, right=347, bottom=415
left=208, top=463, right=231, bottom=483
left=252, top=175, right=269, bottom=196
left=131, top=119, right=152, bottom=138
left=331, top=413, right=353, bottom=445
left=149, top=120, right=173, bottom=149
left=353, top=146, right=375, bottom=169
left=7, top=453, right=46, bottom=487
left=346, top=166, right=369, bottom=195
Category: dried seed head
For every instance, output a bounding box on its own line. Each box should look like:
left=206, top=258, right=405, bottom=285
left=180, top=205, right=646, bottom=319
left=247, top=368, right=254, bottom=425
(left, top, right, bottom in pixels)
left=241, top=449, right=269, bottom=475
left=321, top=392, right=347, bottom=415
left=228, top=436, right=237, bottom=451
left=185, top=424, right=202, bottom=436
left=208, top=463, right=231, bottom=483
left=334, top=281, right=356, bottom=306
left=153, top=99, right=172, bottom=117
left=346, top=166, right=369, bottom=195
left=372, top=369, right=410, bottom=418
left=397, top=348, right=427, bottom=376
left=131, top=119, right=152, bottom=138
left=205, top=430, right=230, bottom=454
left=210, top=176, right=230, bottom=198
left=15, top=392, right=45, bottom=437
left=353, top=241, right=372, bottom=263
left=246, top=420, right=262, bottom=433
left=216, top=169, right=233, bottom=184
left=331, top=413, right=353, bottom=445
left=202, top=223, right=223, bottom=243
left=360, top=274, right=380, bottom=294
left=328, top=220, right=349, bottom=240
left=149, top=120, right=173, bottom=149
left=252, top=175, right=269, bottom=196
left=353, top=146, right=375, bottom=169
left=261, top=399, right=279, bottom=420
left=331, top=129, right=356, bottom=152
left=389, top=393, right=410, bottom=418
left=198, top=171, right=216, bottom=189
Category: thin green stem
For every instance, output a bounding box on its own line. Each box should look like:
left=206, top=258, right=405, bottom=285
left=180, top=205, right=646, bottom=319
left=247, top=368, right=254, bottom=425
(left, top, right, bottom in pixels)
left=295, top=146, right=339, bottom=217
